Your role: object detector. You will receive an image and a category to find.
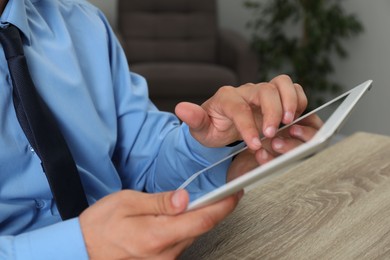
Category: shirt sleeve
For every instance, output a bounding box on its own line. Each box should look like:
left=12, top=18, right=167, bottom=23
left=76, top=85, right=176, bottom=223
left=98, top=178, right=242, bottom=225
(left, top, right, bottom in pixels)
left=0, top=218, right=88, bottom=260
left=93, top=8, right=243, bottom=195
left=150, top=124, right=241, bottom=194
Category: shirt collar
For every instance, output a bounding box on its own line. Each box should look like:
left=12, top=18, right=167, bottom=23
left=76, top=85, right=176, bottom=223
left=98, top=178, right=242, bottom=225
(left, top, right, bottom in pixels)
left=1, top=0, right=31, bottom=43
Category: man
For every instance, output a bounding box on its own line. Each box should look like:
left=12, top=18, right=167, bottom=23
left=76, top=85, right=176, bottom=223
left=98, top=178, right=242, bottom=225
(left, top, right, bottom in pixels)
left=0, top=0, right=314, bottom=259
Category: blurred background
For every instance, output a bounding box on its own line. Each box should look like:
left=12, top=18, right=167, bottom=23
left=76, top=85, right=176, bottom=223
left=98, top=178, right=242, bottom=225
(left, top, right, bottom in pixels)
left=88, top=0, right=390, bottom=137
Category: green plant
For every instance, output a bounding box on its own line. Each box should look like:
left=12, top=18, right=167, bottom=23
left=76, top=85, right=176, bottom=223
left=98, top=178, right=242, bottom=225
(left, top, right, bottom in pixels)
left=244, top=0, right=364, bottom=107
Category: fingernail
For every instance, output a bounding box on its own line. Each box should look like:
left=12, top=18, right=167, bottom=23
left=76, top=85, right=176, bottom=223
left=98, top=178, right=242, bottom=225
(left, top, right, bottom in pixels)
left=273, top=138, right=284, bottom=150
left=264, top=126, right=276, bottom=137
left=284, top=111, right=294, bottom=123
left=171, top=190, right=184, bottom=208
left=252, top=137, right=262, bottom=148
left=260, top=149, right=268, bottom=160
left=291, top=125, right=303, bottom=137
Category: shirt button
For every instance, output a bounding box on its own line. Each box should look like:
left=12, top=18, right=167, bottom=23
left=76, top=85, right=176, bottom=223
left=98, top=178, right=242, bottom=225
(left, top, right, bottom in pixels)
left=29, top=145, right=35, bottom=154
left=35, top=200, right=46, bottom=209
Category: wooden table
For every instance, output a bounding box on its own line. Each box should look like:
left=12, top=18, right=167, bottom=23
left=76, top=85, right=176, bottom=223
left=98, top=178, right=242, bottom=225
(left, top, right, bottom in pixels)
left=181, top=132, right=390, bottom=260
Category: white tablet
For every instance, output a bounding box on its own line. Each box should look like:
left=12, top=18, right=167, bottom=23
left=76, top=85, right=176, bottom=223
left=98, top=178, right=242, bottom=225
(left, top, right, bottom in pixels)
left=180, top=80, right=373, bottom=211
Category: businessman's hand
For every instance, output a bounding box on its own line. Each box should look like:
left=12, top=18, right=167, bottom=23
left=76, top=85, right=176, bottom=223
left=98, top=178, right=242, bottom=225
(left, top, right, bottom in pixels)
left=175, top=74, right=308, bottom=151
left=227, top=113, right=323, bottom=181
left=79, top=189, right=241, bottom=260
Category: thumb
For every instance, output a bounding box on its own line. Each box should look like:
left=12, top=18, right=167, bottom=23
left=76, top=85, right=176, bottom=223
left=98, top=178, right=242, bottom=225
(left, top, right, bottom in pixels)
left=122, top=189, right=190, bottom=216
left=175, top=102, right=209, bottom=131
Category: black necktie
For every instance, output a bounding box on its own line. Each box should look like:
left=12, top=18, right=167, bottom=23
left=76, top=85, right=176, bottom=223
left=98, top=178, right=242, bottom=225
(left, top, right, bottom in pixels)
left=0, top=24, right=88, bottom=220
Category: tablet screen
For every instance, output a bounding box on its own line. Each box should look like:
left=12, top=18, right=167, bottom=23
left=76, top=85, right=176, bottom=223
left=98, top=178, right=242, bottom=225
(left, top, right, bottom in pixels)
left=181, top=95, right=345, bottom=201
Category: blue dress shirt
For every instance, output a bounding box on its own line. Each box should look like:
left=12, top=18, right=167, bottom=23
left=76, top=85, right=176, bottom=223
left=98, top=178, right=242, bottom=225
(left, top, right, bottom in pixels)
left=0, top=0, right=236, bottom=258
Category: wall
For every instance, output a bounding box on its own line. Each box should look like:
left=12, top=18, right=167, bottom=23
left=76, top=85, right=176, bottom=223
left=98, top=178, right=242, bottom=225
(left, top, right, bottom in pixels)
left=330, top=0, right=390, bottom=136
left=88, top=0, right=390, bottom=136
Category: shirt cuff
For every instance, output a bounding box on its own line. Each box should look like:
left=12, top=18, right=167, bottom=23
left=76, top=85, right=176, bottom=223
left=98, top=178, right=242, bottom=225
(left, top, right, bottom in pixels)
left=14, top=218, right=88, bottom=260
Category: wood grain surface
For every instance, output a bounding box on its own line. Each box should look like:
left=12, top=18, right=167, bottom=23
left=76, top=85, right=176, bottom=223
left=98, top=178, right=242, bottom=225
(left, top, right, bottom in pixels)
left=181, top=132, right=390, bottom=260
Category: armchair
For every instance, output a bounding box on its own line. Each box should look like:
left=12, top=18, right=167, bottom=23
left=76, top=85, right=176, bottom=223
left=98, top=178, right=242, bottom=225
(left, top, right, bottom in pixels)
left=117, top=0, right=258, bottom=112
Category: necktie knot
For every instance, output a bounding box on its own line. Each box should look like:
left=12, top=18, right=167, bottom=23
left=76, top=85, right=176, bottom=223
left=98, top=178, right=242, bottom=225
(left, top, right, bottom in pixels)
left=0, top=24, right=24, bottom=60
